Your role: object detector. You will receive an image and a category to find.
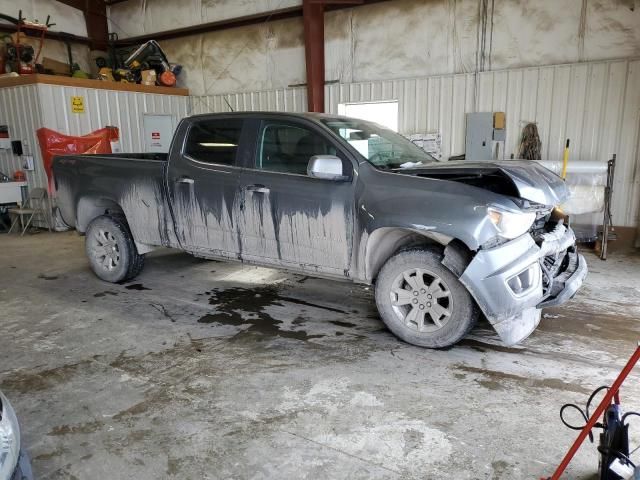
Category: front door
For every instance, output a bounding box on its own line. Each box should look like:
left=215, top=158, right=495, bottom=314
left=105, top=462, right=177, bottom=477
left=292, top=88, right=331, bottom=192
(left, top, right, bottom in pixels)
left=168, top=116, right=247, bottom=258
left=237, top=118, right=356, bottom=276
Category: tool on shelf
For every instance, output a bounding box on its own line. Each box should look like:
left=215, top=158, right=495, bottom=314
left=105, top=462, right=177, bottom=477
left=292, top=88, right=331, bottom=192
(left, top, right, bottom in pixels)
left=1, top=10, right=55, bottom=75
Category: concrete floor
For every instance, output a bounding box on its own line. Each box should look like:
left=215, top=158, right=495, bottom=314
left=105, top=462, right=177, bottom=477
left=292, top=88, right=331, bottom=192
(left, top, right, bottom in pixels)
left=1, top=231, right=640, bottom=479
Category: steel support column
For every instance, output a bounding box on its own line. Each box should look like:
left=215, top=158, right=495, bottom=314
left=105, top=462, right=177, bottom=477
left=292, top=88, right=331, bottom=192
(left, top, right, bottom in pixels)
left=54, top=0, right=109, bottom=51
left=303, top=0, right=325, bottom=112
left=85, top=0, right=109, bottom=51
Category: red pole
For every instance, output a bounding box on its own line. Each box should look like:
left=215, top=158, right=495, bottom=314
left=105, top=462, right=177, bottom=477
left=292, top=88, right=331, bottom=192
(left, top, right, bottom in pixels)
left=302, top=0, right=325, bottom=112
left=547, top=343, right=640, bottom=480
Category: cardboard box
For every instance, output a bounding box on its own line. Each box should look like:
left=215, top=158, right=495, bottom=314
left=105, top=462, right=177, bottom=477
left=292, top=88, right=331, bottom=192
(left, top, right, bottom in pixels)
left=98, top=68, right=115, bottom=82
left=43, top=57, right=71, bottom=76
left=141, top=69, right=157, bottom=86
left=494, top=111, right=505, bottom=129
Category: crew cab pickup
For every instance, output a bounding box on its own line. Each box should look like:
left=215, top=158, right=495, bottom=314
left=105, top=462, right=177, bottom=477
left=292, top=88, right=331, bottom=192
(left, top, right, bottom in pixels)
left=53, top=112, right=587, bottom=348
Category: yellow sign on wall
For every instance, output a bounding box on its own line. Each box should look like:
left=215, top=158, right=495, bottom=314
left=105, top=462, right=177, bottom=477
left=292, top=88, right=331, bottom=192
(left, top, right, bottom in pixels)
left=71, top=96, right=84, bottom=114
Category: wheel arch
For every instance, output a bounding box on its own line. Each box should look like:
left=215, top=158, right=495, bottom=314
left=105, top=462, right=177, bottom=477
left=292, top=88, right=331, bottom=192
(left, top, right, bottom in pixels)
left=365, top=227, right=455, bottom=282
left=76, top=196, right=126, bottom=233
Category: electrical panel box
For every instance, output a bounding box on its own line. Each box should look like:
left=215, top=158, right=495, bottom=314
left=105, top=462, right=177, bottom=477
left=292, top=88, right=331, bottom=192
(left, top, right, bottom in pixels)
left=466, top=112, right=507, bottom=160
left=465, top=112, right=493, bottom=160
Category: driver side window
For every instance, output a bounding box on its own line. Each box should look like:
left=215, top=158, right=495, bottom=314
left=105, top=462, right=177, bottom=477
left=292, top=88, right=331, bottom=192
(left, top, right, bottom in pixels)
left=257, top=122, right=337, bottom=175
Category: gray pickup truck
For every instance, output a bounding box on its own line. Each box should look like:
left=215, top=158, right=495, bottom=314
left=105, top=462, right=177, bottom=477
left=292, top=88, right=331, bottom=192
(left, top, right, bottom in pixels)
left=53, top=112, right=587, bottom=348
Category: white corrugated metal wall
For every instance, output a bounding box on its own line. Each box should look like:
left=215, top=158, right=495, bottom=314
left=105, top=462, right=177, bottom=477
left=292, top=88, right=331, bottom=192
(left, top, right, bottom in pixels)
left=191, top=58, right=640, bottom=227
left=190, top=87, right=307, bottom=116
left=0, top=85, right=189, bottom=195
left=0, top=85, right=47, bottom=194
left=37, top=85, right=189, bottom=153
left=1, top=60, right=637, bottom=227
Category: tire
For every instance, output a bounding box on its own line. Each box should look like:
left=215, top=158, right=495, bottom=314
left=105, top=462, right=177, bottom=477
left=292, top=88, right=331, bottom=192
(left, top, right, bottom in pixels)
left=85, top=215, right=145, bottom=283
left=375, top=248, right=478, bottom=348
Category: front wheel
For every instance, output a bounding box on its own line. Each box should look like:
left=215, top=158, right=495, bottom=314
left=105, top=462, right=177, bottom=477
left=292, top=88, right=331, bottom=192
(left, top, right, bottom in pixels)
left=85, top=215, right=145, bottom=283
left=375, top=248, right=478, bottom=348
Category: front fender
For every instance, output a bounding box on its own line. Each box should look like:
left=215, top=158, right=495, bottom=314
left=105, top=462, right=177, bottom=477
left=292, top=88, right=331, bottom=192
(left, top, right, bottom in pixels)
left=358, top=166, right=520, bottom=252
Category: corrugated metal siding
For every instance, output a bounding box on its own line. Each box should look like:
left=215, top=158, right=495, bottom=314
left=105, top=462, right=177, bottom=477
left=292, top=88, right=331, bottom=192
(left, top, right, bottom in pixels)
left=0, top=84, right=189, bottom=229
left=191, top=59, right=640, bottom=227
left=0, top=83, right=189, bottom=194
left=190, top=86, right=307, bottom=115
left=37, top=85, right=189, bottom=153
left=0, top=85, right=48, bottom=194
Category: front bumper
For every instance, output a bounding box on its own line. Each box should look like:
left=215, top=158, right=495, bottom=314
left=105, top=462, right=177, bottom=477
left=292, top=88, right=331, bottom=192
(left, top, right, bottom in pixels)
left=460, top=223, right=587, bottom=345
left=10, top=450, right=33, bottom=480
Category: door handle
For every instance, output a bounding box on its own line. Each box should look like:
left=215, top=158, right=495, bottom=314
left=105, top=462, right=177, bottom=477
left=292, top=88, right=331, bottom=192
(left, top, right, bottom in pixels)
left=176, top=177, right=195, bottom=185
left=245, top=184, right=270, bottom=194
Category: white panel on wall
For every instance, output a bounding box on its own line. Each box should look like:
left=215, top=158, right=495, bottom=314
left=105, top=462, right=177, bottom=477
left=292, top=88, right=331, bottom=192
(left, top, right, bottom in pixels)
left=190, top=59, right=640, bottom=227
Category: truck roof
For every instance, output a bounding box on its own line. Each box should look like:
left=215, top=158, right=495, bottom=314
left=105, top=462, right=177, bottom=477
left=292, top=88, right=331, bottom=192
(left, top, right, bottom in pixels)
left=186, top=111, right=351, bottom=122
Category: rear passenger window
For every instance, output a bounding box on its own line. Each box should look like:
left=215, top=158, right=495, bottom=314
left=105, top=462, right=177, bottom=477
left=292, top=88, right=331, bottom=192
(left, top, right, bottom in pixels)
left=184, top=119, right=243, bottom=165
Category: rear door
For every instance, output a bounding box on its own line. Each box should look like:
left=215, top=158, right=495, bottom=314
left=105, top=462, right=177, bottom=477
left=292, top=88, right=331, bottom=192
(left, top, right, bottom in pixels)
left=236, top=117, right=357, bottom=276
left=168, top=116, right=249, bottom=257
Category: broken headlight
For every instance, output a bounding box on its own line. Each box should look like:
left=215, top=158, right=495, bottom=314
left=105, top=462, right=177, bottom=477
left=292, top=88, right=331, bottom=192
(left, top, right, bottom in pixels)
left=487, top=206, right=537, bottom=240
left=0, top=391, right=20, bottom=480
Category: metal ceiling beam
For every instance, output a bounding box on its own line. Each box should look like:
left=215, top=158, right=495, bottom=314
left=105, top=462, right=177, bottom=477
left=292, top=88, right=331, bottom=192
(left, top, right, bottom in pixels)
left=108, top=0, right=390, bottom=109
left=52, top=0, right=85, bottom=10
left=112, top=0, right=392, bottom=46
left=0, top=23, right=91, bottom=45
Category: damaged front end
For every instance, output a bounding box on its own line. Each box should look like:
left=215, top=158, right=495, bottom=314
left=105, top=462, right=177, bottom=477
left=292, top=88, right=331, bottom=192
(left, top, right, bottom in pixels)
left=459, top=213, right=587, bottom=345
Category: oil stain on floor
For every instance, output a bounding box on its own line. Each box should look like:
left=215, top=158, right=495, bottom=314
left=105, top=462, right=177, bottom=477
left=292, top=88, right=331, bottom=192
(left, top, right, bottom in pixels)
left=125, top=283, right=151, bottom=291
left=197, top=285, right=352, bottom=341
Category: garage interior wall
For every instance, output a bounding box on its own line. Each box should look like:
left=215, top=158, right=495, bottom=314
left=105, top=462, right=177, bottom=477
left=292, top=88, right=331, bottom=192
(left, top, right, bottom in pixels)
left=108, top=0, right=640, bottom=96
left=190, top=58, right=640, bottom=228
left=0, top=84, right=189, bottom=198
left=0, top=0, right=92, bottom=73
left=106, top=0, right=640, bottom=230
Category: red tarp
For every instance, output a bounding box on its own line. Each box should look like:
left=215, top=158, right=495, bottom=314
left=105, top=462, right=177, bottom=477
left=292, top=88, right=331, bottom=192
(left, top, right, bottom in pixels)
left=36, top=127, right=119, bottom=192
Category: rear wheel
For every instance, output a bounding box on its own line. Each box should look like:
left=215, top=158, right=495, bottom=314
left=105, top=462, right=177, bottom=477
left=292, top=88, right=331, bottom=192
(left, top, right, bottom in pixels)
left=375, top=248, right=478, bottom=348
left=85, top=215, right=144, bottom=283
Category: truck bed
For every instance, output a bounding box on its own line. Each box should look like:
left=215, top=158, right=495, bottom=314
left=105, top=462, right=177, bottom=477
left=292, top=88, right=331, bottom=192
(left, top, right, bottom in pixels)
left=86, top=153, right=169, bottom=162
left=53, top=153, right=177, bottom=248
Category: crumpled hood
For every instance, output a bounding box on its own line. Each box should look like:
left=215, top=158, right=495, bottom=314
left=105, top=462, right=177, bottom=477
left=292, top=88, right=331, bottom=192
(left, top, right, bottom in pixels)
left=396, top=160, right=569, bottom=206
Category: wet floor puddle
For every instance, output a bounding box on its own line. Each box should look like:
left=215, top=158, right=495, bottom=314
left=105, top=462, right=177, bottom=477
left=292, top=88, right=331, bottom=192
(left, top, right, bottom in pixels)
left=198, top=285, right=354, bottom=341
left=124, top=283, right=151, bottom=291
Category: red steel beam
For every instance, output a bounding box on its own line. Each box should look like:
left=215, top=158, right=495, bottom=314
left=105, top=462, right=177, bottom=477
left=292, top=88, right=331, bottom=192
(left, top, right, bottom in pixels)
left=84, top=0, right=109, bottom=50
left=112, top=0, right=392, bottom=46
left=53, top=0, right=109, bottom=50
left=303, top=0, right=325, bottom=112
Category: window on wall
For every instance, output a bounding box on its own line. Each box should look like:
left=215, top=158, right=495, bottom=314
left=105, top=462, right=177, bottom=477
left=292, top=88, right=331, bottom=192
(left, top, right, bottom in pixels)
left=184, top=118, right=243, bottom=165
left=338, top=101, right=399, bottom=132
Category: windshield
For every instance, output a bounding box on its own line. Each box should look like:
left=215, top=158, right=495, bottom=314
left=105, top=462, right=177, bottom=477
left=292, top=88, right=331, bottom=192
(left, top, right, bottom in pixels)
left=320, top=118, right=436, bottom=169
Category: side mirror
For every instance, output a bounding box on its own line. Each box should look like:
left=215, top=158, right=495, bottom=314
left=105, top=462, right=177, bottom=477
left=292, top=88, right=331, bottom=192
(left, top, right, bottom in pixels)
left=307, top=155, right=348, bottom=181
